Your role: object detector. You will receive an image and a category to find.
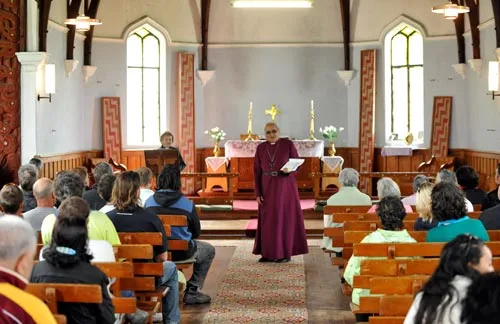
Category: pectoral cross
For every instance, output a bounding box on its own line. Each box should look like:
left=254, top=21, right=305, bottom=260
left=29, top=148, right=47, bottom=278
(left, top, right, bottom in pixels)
left=264, top=104, right=282, bottom=121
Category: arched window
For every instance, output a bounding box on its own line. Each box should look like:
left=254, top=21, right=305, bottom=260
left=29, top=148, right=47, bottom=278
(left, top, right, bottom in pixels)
left=384, top=24, right=424, bottom=144
left=126, top=26, right=166, bottom=146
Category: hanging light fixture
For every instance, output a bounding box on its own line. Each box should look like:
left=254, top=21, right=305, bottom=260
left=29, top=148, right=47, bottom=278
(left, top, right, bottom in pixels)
left=65, top=14, right=102, bottom=32
left=431, top=1, right=469, bottom=20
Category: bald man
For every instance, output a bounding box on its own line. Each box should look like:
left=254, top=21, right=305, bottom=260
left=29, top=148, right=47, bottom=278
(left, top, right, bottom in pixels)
left=23, top=178, right=57, bottom=231
left=0, top=216, right=56, bottom=323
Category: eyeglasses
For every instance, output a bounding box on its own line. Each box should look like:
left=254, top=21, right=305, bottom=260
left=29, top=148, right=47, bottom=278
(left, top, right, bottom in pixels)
left=265, top=129, right=278, bottom=135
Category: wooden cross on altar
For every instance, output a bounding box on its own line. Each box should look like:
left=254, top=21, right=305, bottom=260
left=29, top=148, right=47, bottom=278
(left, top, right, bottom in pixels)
left=265, top=104, right=282, bottom=121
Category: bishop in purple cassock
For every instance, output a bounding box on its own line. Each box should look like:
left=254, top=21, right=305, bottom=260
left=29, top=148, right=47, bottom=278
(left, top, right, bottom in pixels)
left=253, top=122, right=309, bottom=262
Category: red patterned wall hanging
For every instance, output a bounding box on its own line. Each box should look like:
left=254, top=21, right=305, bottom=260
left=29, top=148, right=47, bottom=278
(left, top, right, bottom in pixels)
left=177, top=52, right=196, bottom=194
left=0, top=0, right=23, bottom=184
left=358, top=49, right=377, bottom=194
left=101, top=97, right=122, bottom=163
left=430, top=96, right=452, bottom=157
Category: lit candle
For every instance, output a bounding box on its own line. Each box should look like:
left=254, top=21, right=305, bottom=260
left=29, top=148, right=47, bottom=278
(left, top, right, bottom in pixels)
left=249, top=102, right=253, bottom=116
left=311, top=100, right=314, bottom=111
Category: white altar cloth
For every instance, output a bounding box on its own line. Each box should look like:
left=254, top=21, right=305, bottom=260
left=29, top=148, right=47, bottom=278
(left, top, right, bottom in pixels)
left=224, top=140, right=324, bottom=158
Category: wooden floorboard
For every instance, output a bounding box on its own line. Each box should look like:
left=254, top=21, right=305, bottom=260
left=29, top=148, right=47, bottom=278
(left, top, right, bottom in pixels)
left=180, top=240, right=354, bottom=323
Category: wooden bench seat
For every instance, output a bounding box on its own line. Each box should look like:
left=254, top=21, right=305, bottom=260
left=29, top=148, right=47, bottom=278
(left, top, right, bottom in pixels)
left=158, top=215, right=196, bottom=271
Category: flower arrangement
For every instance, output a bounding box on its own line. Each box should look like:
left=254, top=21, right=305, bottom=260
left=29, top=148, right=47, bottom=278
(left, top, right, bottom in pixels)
left=204, top=127, right=226, bottom=142
left=319, top=125, right=344, bottom=140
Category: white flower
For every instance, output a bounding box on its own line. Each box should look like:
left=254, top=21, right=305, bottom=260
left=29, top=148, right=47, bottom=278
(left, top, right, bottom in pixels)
left=319, top=127, right=323, bottom=133
left=211, top=127, right=219, bottom=133
left=204, top=130, right=209, bottom=134
left=339, top=127, right=345, bottom=132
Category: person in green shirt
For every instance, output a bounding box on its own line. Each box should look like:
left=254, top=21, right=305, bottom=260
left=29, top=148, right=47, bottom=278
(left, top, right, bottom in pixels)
left=41, top=171, right=120, bottom=246
left=343, top=196, right=416, bottom=322
left=426, top=182, right=489, bottom=243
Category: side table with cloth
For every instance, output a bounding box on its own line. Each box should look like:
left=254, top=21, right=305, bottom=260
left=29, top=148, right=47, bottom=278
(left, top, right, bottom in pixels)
left=205, top=157, right=228, bottom=192
left=321, top=156, right=344, bottom=191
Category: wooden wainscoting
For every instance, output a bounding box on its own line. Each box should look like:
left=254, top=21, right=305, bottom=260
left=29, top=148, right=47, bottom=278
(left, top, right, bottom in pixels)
left=450, top=149, right=500, bottom=192
left=36, top=150, right=103, bottom=179
left=120, top=150, right=147, bottom=171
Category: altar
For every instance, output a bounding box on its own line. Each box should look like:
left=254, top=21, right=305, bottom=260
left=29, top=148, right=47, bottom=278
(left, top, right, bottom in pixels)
left=224, top=140, right=324, bottom=193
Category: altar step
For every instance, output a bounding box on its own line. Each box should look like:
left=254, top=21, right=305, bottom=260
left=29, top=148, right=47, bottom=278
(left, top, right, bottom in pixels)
left=199, top=219, right=323, bottom=240
left=199, top=209, right=322, bottom=220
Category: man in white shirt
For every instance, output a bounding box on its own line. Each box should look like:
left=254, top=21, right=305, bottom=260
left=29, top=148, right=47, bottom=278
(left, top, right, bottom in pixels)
left=136, top=167, right=155, bottom=206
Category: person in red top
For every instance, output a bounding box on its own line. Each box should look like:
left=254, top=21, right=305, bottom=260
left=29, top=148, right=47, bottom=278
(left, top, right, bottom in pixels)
left=0, top=215, right=56, bottom=324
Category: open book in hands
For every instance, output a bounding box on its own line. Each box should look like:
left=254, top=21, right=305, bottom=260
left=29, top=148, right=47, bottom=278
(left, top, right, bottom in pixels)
left=280, top=158, right=305, bottom=173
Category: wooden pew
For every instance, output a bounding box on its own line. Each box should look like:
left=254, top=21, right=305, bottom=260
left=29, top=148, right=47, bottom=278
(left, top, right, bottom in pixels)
left=25, top=283, right=137, bottom=316
left=331, top=212, right=419, bottom=222
left=158, top=215, right=196, bottom=270
left=323, top=205, right=374, bottom=214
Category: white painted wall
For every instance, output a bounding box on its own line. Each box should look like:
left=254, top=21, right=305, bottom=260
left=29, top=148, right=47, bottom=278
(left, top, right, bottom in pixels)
left=26, top=0, right=498, bottom=155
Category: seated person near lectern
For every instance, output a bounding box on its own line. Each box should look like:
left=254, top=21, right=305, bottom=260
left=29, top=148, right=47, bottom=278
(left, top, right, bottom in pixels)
left=160, top=131, right=186, bottom=171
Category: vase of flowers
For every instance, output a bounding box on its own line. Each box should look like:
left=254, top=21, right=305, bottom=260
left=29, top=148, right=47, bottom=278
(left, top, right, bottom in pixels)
left=204, top=127, right=226, bottom=157
left=319, top=125, right=344, bottom=156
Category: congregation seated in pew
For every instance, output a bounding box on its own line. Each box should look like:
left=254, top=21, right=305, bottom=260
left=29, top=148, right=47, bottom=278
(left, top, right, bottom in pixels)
left=145, top=165, right=215, bottom=305
left=436, top=169, right=474, bottom=212
left=97, top=174, right=116, bottom=214
left=456, top=165, right=486, bottom=206
left=404, top=234, right=493, bottom=324
left=322, top=168, right=372, bottom=252
left=0, top=182, right=24, bottom=216
left=367, top=177, right=413, bottom=214
left=0, top=216, right=56, bottom=324
left=41, top=171, right=121, bottom=246
left=31, top=200, right=116, bottom=324
left=137, top=166, right=154, bottom=206
left=481, top=163, right=500, bottom=211
left=19, top=164, right=38, bottom=212
left=413, top=181, right=437, bottom=231
left=401, top=175, right=428, bottom=206
left=83, top=162, right=113, bottom=211
left=107, top=171, right=181, bottom=323
left=343, top=196, right=416, bottom=322
left=23, top=178, right=57, bottom=231
left=426, top=182, right=489, bottom=242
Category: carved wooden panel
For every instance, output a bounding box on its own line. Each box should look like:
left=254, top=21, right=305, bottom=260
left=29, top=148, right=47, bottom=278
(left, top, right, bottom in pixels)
left=0, top=0, right=22, bottom=184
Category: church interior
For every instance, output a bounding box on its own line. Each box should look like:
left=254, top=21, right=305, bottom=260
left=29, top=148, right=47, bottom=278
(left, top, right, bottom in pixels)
left=5, top=0, right=500, bottom=323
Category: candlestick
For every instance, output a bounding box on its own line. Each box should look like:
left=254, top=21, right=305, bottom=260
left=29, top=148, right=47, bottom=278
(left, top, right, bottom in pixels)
left=245, top=101, right=254, bottom=141
left=308, top=100, right=317, bottom=140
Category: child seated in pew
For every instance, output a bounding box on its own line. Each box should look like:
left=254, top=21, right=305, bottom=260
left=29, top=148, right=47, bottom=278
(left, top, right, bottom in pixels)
left=404, top=234, right=494, bottom=324
left=461, top=272, right=500, bottom=323
left=426, top=182, right=489, bottom=242
left=343, top=196, right=416, bottom=322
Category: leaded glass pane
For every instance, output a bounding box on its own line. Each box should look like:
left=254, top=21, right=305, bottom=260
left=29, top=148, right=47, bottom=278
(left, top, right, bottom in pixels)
left=143, top=68, right=160, bottom=144
left=392, top=67, right=409, bottom=138
left=391, top=34, right=407, bottom=66
left=409, top=67, right=424, bottom=139
left=127, top=34, right=142, bottom=67
left=126, top=67, right=143, bottom=144
left=143, top=35, right=160, bottom=68
left=409, top=33, right=423, bottom=65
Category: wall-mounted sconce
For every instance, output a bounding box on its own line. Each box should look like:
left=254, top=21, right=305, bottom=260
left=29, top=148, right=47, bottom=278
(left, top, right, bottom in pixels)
left=488, top=61, right=500, bottom=100
left=38, top=64, right=55, bottom=102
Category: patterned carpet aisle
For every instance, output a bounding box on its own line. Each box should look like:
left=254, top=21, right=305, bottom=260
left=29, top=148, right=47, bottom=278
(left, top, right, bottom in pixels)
left=203, top=241, right=308, bottom=323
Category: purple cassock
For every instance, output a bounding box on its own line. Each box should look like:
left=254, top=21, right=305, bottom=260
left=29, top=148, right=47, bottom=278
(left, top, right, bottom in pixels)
left=252, top=138, right=309, bottom=260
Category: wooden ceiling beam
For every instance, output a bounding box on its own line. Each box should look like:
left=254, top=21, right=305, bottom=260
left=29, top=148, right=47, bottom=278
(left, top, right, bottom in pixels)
left=465, top=0, right=480, bottom=59
left=66, top=0, right=82, bottom=60
left=201, top=0, right=211, bottom=70
left=339, top=0, right=350, bottom=70
left=37, top=0, right=52, bottom=52
left=492, top=0, right=500, bottom=48
left=451, top=0, right=466, bottom=63
left=83, top=0, right=100, bottom=66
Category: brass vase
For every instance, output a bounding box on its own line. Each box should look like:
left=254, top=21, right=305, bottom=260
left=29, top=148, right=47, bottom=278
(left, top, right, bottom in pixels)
left=328, top=140, right=336, bottom=156
left=213, top=140, right=221, bottom=157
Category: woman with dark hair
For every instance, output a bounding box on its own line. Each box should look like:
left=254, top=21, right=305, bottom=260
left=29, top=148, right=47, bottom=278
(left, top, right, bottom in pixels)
left=456, top=165, right=486, bottom=205
left=30, top=197, right=115, bottom=324
left=461, top=272, right=500, bottom=323
left=107, top=171, right=181, bottom=323
left=426, top=182, right=489, bottom=242
left=404, top=234, right=494, bottom=324
left=344, top=196, right=416, bottom=321
left=159, top=131, right=186, bottom=171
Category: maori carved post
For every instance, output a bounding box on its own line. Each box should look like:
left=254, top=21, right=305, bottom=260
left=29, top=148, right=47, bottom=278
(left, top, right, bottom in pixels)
left=0, top=0, right=23, bottom=183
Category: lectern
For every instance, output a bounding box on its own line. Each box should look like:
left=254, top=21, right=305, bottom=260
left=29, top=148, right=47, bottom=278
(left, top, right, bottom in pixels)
left=144, top=149, right=180, bottom=178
